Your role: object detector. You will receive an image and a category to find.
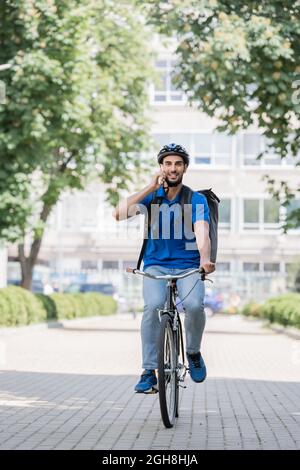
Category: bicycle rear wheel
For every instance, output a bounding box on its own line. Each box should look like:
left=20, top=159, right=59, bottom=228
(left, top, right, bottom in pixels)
left=157, top=314, right=177, bottom=428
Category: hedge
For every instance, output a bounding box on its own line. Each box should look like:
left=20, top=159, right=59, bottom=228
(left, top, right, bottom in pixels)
left=240, top=293, right=300, bottom=329
left=0, top=286, right=117, bottom=327
left=240, top=301, right=262, bottom=318
left=45, top=292, right=117, bottom=320
left=0, top=286, right=47, bottom=326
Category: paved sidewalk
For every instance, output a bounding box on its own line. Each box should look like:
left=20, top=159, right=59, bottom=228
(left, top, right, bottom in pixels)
left=0, top=313, right=299, bottom=450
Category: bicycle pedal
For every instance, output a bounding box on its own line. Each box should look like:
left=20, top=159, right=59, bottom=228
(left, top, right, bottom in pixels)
left=146, top=387, right=158, bottom=394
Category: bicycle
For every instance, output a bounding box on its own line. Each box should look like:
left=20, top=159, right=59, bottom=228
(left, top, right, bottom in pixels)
left=126, top=266, right=211, bottom=428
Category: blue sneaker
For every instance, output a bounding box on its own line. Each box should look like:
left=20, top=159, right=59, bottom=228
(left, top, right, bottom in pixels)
left=187, top=352, right=207, bottom=383
left=134, top=369, right=158, bottom=393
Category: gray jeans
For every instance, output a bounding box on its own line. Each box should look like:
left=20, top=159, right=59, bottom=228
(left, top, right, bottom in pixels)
left=141, top=265, right=206, bottom=370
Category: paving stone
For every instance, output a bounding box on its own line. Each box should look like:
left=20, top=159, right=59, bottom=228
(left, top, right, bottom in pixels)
left=0, top=314, right=299, bottom=450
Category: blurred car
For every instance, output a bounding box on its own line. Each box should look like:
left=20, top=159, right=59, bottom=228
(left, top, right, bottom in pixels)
left=204, top=288, right=224, bottom=317
left=7, top=279, right=44, bottom=293
left=176, top=288, right=223, bottom=317
left=64, top=282, right=118, bottom=299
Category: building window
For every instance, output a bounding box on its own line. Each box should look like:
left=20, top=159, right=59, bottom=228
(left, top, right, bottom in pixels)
left=219, top=199, right=231, bottom=230
left=243, top=262, right=260, bottom=272
left=193, top=133, right=232, bottom=166
left=217, top=262, right=231, bottom=272
left=195, top=156, right=211, bottom=165
left=239, top=133, right=285, bottom=166
left=243, top=199, right=280, bottom=231
left=243, top=199, right=260, bottom=229
left=262, top=137, right=282, bottom=165
left=152, top=132, right=232, bottom=166
left=193, top=133, right=212, bottom=165
left=214, top=133, right=232, bottom=166
left=153, top=59, right=184, bottom=103
left=241, top=133, right=261, bottom=166
left=81, top=260, right=98, bottom=270
left=285, top=263, right=300, bottom=291
left=263, top=199, right=280, bottom=225
left=152, top=133, right=191, bottom=151
left=284, top=153, right=300, bottom=166
left=263, top=263, right=280, bottom=272
left=285, top=199, right=300, bottom=231
left=103, top=261, right=119, bottom=270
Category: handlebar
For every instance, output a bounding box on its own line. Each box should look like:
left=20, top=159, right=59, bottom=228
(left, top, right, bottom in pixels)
left=126, top=267, right=212, bottom=282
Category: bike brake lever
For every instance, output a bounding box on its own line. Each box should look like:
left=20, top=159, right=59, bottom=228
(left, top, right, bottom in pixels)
left=200, top=270, right=214, bottom=283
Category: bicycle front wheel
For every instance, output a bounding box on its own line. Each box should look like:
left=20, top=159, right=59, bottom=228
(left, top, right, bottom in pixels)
left=157, top=314, right=177, bottom=428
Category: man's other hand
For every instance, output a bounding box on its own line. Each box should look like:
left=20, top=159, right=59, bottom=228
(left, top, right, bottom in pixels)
left=200, top=262, right=215, bottom=274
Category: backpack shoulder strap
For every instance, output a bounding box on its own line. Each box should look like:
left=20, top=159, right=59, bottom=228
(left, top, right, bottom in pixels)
left=179, top=185, right=193, bottom=230
left=180, top=184, right=193, bottom=206
left=136, top=190, right=163, bottom=270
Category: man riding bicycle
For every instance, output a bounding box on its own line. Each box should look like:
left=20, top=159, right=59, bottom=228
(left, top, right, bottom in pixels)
left=114, top=143, right=215, bottom=393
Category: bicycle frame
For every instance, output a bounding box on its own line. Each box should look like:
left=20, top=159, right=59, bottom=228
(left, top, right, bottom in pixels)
left=158, top=279, right=177, bottom=319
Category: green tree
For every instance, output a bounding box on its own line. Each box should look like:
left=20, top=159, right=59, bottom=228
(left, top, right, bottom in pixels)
left=0, top=0, right=156, bottom=289
left=142, top=0, right=300, bottom=228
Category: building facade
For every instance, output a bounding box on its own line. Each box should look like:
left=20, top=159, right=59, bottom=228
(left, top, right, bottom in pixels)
left=7, top=37, right=300, bottom=306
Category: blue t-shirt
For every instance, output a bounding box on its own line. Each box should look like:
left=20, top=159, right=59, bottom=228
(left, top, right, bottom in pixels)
left=138, top=186, right=210, bottom=269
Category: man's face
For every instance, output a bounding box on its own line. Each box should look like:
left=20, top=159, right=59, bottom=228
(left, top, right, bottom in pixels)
left=160, top=154, right=187, bottom=187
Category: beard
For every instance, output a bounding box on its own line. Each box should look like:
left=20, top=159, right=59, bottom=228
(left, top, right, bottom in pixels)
left=165, top=174, right=183, bottom=187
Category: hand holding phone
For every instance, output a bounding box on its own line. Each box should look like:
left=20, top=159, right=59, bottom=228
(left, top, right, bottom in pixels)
left=151, top=170, right=168, bottom=191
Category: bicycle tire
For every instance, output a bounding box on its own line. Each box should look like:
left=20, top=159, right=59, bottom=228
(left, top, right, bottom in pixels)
left=175, top=314, right=184, bottom=418
left=157, top=314, right=177, bottom=428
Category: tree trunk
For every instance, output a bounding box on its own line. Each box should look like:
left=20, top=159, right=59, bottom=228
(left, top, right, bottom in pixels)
left=18, top=244, right=33, bottom=290
left=18, top=203, right=53, bottom=290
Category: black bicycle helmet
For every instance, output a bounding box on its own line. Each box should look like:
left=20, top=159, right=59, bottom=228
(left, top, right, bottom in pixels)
left=157, top=142, right=190, bottom=166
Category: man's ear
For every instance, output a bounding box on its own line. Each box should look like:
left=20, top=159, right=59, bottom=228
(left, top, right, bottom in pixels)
left=183, top=164, right=188, bottom=173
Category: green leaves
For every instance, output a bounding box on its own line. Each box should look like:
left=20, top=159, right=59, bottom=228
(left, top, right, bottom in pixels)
left=0, top=0, right=156, bottom=245
left=143, top=0, right=300, bottom=154
left=142, top=0, right=300, bottom=229
left=0, top=172, right=32, bottom=243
